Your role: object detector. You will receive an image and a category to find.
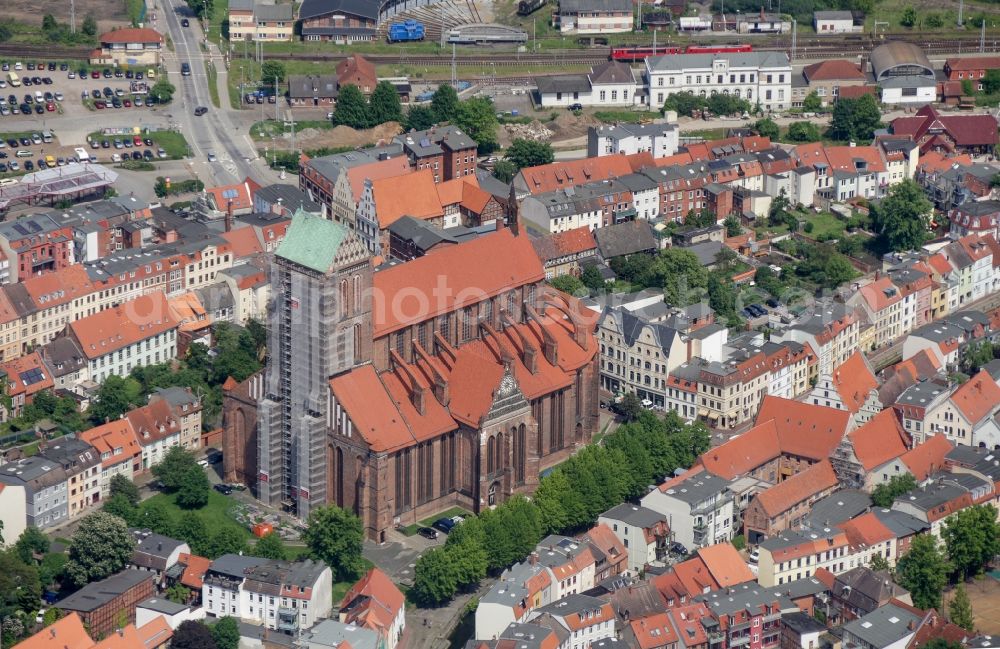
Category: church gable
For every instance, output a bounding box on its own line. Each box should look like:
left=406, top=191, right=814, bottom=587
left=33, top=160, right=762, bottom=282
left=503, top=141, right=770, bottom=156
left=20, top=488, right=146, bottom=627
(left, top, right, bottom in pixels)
left=483, top=364, right=530, bottom=428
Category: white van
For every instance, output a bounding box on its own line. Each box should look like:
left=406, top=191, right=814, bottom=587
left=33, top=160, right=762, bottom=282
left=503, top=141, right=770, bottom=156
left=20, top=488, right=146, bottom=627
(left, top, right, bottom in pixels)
left=0, top=178, right=18, bottom=187
left=41, top=131, right=52, bottom=143
left=73, top=147, right=90, bottom=163
left=15, top=150, right=32, bottom=158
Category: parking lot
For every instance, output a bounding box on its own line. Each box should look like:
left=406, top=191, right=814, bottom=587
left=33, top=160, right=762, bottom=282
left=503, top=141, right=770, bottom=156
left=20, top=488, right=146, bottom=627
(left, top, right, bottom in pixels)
left=0, top=60, right=173, bottom=177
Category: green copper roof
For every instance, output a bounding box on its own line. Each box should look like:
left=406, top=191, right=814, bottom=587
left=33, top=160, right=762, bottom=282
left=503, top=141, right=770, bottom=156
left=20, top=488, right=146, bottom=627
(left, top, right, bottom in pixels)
left=276, top=211, right=348, bottom=273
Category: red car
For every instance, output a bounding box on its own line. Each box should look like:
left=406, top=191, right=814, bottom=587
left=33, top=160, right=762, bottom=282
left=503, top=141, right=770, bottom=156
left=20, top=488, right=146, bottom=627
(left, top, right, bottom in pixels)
left=123, top=99, right=131, bottom=107
left=91, top=70, right=100, bottom=79
left=94, top=101, right=105, bottom=109
left=133, top=135, right=143, bottom=146
left=45, top=102, right=54, bottom=111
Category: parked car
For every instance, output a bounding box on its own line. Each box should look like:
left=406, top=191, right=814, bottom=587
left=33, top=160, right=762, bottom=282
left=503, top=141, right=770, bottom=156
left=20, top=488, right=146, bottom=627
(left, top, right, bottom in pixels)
left=213, top=484, right=233, bottom=495
left=432, top=517, right=457, bottom=533
left=417, top=527, right=439, bottom=540
left=181, top=18, right=190, bottom=26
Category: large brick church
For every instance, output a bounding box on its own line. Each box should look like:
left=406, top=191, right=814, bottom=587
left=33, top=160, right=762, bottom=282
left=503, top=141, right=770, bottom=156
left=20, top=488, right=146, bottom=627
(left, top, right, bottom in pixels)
left=223, top=207, right=599, bottom=541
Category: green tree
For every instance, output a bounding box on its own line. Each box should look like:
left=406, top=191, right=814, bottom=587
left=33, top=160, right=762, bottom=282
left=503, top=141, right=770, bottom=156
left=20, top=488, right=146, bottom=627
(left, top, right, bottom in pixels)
left=755, top=265, right=783, bottom=297
left=869, top=553, right=891, bottom=572
left=149, top=77, right=176, bottom=104
left=81, top=14, right=98, bottom=36
left=332, top=84, right=371, bottom=130
left=110, top=474, right=141, bottom=506
left=752, top=118, right=780, bottom=140
left=828, top=94, right=883, bottom=142
left=134, top=500, right=176, bottom=536
left=211, top=617, right=240, bottom=649
left=925, top=13, right=943, bottom=27
left=708, top=273, right=738, bottom=322
left=786, top=121, right=822, bottom=143
left=455, top=97, right=499, bottom=153
left=15, top=526, right=50, bottom=564
left=706, top=94, right=751, bottom=117
left=39, top=552, right=68, bottom=588
left=871, top=473, right=918, bottom=507
left=549, top=275, right=586, bottom=296
left=618, top=392, right=644, bottom=421
left=153, top=447, right=202, bottom=491
left=172, top=621, right=218, bottom=649
left=942, top=504, right=1000, bottom=581
left=261, top=61, right=286, bottom=90
left=369, top=80, right=403, bottom=125
left=0, top=25, right=12, bottom=43
left=480, top=496, right=543, bottom=571
left=175, top=466, right=210, bottom=510
left=949, top=583, right=975, bottom=631
left=42, top=14, right=57, bottom=31
left=896, top=534, right=951, bottom=610
left=166, top=583, right=192, bottom=604
left=961, top=340, right=996, bottom=374
left=411, top=547, right=458, bottom=606
left=208, top=528, right=249, bottom=559
left=90, top=375, right=143, bottom=423
left=723, top=214, right=743, bottom=237
left=405, top=105, right=437, bottom=131
left=870, top=179, right=933, bottom=253
left=443, top=518, right=488, bottom=587
left=431, top=84, right=460, bottom=123
left=0, top=550, right=42, bottom=616
left=823, top=255, right=857, bottom=288
left=303, top=505, right=365, bottom=581
left=175, top=513, right=211, bottom=557
left=581, top=264, right=607, bottom=294
left=492, top=159, right=517, bottom=184
left=533, top=470, right=578, bottom=534
left=66, top=512, right=136, bottom=586
left=252, top=532, right=287, bottom=560
left=900, top=6, right=917, bottom=26
left=504, top=139, right=554, bottom=170
left=103, top=493, right=139, bottom=524
left=802, top=91, right=823, bottom=112
left=662, top=91, right=706, bottom=117
left=984, top=69, right=1000, bottom=95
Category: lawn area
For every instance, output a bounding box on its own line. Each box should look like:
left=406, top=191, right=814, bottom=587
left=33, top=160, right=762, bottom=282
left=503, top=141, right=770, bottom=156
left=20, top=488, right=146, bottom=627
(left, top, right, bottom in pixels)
left=594, top=110, right=661, bottom=124
left=86, top=130, right=190, bottom=159
left=399, top=506, right=473, bottom=536
left=804, top=211, right=847, bottom=238
left=143, top=490, right=251, bottom=539
left=684, top=128, right=727, bottom=140
left=206, top=62, right=220, bottom=109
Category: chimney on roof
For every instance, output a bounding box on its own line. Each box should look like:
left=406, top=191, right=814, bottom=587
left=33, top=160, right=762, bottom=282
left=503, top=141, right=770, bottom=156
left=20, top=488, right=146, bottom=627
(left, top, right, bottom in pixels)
left=225, top=199, right=233, bottom=233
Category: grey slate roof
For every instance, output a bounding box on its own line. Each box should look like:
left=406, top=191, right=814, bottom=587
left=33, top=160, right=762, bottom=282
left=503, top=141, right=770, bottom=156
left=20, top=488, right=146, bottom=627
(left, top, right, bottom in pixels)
left=557, top=0, right=631, bottom=13
left=57, top=569, right=153, bottom=612
left=601, top=307, right=679, bottom=349
left=132, top=531, right=187, bottom=571
left=660, top=471, right=733, bottom=506
left=685, top=240, right=725, bottom=267
left=304, top=619, right=379, bottom=649
left=783, top=610, right=827, bottom=635
left=814, top=10, right=854, bottom=19
left=802, top=489, right=872, bottom=528
left=535, top=74, right=591, bottom=95
left=843, top=601, right=921, bottom=648
left=589, top=60, right=636, bottom=85
left=648, top=51, right=790, bottom=72
left=594, top=220, right=657, bottom=259
left=254, top=3, right=294, bottom=20
left=895, top=378, right=950, bottom=407
left=600, top=503, right=667, bottom=528
left=298, top=0, right=378, bottom=20
left=138, top=598, right=190, bottom=615
left=288, top=74, right=338, bottom=100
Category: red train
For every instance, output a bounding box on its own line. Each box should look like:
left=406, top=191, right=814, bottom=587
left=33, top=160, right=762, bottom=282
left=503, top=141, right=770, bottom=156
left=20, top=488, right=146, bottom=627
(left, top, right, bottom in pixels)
left=610, top=43, right=753, bottom=62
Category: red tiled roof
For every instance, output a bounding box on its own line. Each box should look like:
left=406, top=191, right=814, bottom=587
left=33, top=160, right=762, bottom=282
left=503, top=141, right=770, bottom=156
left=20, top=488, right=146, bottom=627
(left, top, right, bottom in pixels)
left=891, top=105, right=999, bottom=148
left=928, top=253, right=954, bottom=275
left=531, top=227, right=598, bottom=262
left=651, top=152, right=694, bottom=168
left=222, top=227, right=264, bottom=258
left=126, top=398, right=181, bottom=447
left=631, top=613, right=680, bottom=649
left=340, top=568, right=405, bottom=632
left=179, top=553, right=211, bottom=590
left=518, top=155, right=637, bottom=195
left=825, top=145, right=887, bottom=174
left=756, top=396, right=852, bottom=460
left=859, top=276, right=903, bottom=311
left=0, top=351, right=53, bottom=399
left=949, top=369, right=1000, bottom=424
left=90, top=625, right=142, bottom=649
left=206, top=178, right=259, bottom=213
left=667, top=604, right=709, bottom=647
left=21, top=265, right=95, bottom=311
left=436, top=175, right=478, bottom=206
left=347, top=157, right=412, bottom=205
left=900, top=435, right=954, bottom=480
left=803, top=59, right=866, bottom=81
left=100, top=27, right=163, bottom=44
left=371, top=169, right=444, bottom=229
left=80, top=420, right=141, bottom=470
left=372, top=229, right=544, bottom=337
left=459, top=182, right=495, bottom=214
left=832, top=351, right=878, bottom=413
left=755, top=460, right=838, bottom=517
left=13, top=613, right=93, bottom=649
left=945, top=55, right=1000, bottom=71
left=837, top=85, right=877, bottom=99
left=136, top=617, right=172, bottom=649
left=329, top=364, right=429, bottom=453
left=849, top=409, right=910, bottom=471
left=917, top=151, right=972, bottom=174
left=699, top=421, right=781, bottom=479
left=841, top=511, right=895, bottom=547
left=695, top=543, right=755, bottom=586
left=70, top=292, right=177, bottom=360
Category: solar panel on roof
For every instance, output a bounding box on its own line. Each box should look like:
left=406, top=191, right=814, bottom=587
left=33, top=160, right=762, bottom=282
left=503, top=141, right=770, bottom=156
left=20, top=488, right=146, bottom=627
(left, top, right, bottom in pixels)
left=19, top=368, right=45, bottom=386
left=222, top=189, right=240, bottom=199
left=420, top=138, right=431, bottom=147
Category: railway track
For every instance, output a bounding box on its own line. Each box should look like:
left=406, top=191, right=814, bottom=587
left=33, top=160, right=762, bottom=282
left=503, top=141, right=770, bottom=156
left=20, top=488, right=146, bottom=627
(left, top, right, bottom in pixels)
left=0, top=30, right=997, bottom=66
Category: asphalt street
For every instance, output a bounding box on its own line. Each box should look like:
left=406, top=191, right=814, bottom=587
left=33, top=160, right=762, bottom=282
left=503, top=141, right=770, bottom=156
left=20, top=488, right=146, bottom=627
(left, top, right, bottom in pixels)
left=154, top=0, right=280, bottom=187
